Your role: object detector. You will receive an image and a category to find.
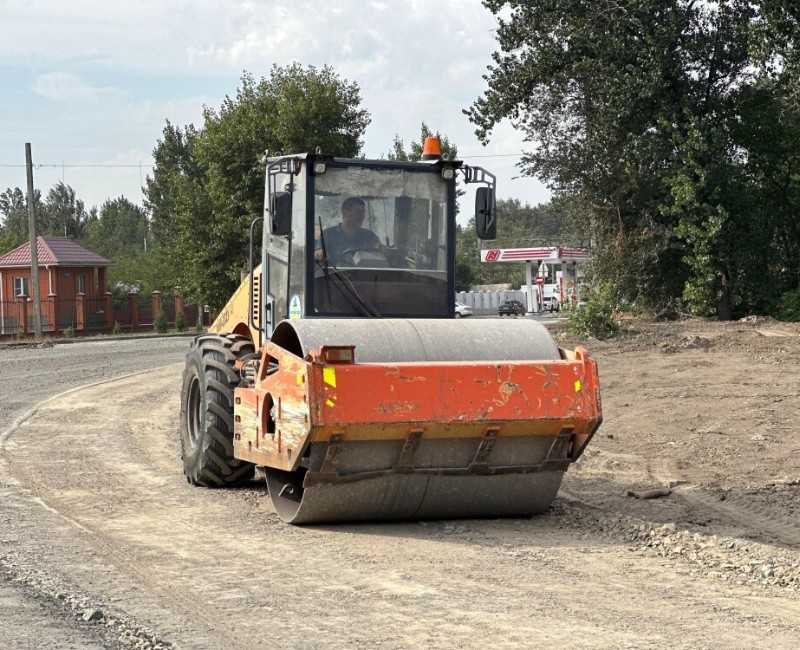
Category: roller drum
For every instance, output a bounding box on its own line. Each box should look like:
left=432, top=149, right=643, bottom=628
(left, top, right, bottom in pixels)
left=266, top=318, right=567, bottom=524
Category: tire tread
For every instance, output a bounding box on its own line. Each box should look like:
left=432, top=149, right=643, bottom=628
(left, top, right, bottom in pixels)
left=180, top=333, right=256, bottom=487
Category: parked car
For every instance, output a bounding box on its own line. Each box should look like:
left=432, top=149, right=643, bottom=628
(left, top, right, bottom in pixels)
left=498, top=299, right=526, bottom=316
left=455, top=302, right=473, bottom=318
left=542, top=295, right=560, bottom=312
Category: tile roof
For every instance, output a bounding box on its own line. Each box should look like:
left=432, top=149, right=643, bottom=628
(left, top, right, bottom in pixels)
left=0, top=236, right=111, bottom=268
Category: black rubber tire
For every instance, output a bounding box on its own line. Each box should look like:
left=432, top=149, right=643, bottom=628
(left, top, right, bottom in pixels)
left=180, top=333, right=256, bottom=486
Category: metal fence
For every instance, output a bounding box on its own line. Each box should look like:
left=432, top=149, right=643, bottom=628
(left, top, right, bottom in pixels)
left=138, top=294, right=153, bottom=327
left=51, top=297, right=76, bottom=331
left=84, top=297, right=108, bottom=331
left=113, top=304, right=131, bottom=328
left=456, top=290, right=529, bottom=315
left=161, top=293, right=175, bottom=323
left=0, top=300, right=24, bottom=336
left=1, top=293, right=209, bottom=338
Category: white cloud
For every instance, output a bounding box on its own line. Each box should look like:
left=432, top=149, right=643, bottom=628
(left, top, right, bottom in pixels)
left=0, top=1, right=551, bottom=211
left=31, top=72, right=124, bottom=102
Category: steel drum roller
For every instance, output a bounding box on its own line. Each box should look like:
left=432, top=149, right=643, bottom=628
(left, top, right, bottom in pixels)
left=266, top=318, right=568, bottom=524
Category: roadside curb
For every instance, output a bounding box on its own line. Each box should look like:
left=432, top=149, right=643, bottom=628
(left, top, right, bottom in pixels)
left=0, top=331, right=201, bottom=350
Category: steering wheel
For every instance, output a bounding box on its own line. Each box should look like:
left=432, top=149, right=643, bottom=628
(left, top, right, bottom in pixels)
left=339, top=246, right=388, bottom=267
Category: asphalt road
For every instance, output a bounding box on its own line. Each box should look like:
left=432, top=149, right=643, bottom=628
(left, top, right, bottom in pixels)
left=0, top=337, right=191, bottom=650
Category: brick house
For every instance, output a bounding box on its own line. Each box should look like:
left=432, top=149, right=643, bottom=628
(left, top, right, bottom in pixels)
left=0, top=236, right=111, bottom=335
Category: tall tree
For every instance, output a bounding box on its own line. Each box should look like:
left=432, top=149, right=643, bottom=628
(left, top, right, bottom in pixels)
left=144, top=64, right=371, bottom=308
left=468, top=1, right=800, bottom=317
left=145, top=122, right=203, bottom=250
left=85, top=196, right=147, bottom=258
left=0, top=187, right=49, bottom=251
left=43, top=181, right=88, bottom=239
left=0, top=188, right=29, bottom=251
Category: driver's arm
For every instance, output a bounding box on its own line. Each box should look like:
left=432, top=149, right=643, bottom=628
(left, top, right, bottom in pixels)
left=362, top=228, right=382, bottom=250
left=319, top=226, right=342, bottom=264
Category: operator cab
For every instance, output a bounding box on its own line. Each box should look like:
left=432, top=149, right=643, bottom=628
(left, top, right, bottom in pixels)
left=254, top=139, right=496, bottom=340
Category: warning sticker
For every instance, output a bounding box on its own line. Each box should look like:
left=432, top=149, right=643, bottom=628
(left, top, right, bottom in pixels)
left=289, top=295, right=302, bottom=320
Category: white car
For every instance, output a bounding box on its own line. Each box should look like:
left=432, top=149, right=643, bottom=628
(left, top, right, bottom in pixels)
left=455, top=302, right=473, bottom=318
left=542, top=295, right=560, bottom=313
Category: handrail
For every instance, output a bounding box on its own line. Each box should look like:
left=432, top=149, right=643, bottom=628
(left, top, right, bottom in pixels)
left=248, top=216, right=264, bottom=335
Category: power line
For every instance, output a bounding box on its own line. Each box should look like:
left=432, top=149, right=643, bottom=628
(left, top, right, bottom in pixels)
left=0, top=153, right=527, bottom=168
left=0, top=163, right=155, bottom=168
left=460, top=153, right=526, bottom=159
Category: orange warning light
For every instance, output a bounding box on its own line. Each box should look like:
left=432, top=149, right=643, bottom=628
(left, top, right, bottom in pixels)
left=422, top=136, right=442, bottom=160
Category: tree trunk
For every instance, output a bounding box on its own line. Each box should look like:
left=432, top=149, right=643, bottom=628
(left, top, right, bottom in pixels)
left=717, top=271, right=733, bottom=321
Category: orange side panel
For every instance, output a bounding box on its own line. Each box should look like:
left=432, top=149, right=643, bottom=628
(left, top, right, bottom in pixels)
left=233, top=342, right=602, bottom=473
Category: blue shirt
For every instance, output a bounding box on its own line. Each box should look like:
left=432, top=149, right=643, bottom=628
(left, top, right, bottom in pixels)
left=321, top=225, right=381, bottom=264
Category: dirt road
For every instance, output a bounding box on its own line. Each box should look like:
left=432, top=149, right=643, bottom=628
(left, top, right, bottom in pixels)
left=0, top=338, right=191, bottom=649
left=2, top=322, right=800, bottom=648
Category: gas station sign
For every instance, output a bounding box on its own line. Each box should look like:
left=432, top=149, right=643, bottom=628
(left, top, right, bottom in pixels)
left=480, top=247, right=589, bottom=263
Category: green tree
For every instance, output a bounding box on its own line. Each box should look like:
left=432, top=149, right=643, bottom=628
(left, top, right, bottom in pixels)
left=43, top=181, right=88, bottom=239
left=146, top=121, right=203, bottom=249
left=85, top=196, right=147, bottom=259
left=468, top=1, right=800, bottom=318
left=144, top=64, right=371, bottom=308
left=0, top=187, right=52, bottom=252
left=1, top=181, right=89, bottom=243
left=82, top=196, right=160, bottom=298
left=0, top=188, right=29, bottom=251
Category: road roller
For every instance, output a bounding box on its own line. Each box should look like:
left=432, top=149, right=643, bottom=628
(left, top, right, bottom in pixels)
left=179, top=137, right=602, bottom=524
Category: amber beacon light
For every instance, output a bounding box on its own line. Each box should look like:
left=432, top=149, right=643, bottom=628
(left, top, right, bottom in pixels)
left=422, top=135, right=442, bottom=160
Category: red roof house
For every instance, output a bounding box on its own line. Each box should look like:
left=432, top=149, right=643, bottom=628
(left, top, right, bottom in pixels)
left=0, top=237, right=112, bottom=335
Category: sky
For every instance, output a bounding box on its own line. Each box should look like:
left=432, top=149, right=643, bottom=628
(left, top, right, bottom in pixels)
left=0, top=0, right=551, bottom=218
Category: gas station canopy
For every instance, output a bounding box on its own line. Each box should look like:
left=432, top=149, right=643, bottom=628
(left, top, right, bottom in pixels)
left=479, top=246, right=590, bottom=314
left=480, top=246, right=589, bottom=264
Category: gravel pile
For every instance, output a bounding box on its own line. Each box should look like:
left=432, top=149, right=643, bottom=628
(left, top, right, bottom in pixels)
left=560, top=501, right=800, bottom=592
left=0, top=553, right=172, bottom=650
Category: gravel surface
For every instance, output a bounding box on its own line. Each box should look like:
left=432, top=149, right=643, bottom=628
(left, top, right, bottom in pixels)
left=0, top=337, right=189, bottom=650
left=1, top=323, right=800, bottom=648
left=0, top=337, right=190, bottom=427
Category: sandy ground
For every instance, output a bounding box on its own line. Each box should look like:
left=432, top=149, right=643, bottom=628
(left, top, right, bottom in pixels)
left=1, top=321, right=799, bottom=649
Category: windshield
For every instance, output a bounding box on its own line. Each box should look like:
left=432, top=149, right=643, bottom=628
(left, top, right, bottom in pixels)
left=312, top=165, right=450, bottom=317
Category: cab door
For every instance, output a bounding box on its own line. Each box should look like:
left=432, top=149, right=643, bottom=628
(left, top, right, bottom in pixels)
left=263, top=159, right=306, bottom=337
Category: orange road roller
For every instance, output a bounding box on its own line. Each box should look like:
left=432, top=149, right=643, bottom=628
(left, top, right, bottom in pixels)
left=179, top=140, right=602, bottom=524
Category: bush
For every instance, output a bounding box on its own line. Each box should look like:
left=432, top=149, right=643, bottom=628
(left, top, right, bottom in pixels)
left=62, top=326, right=75, bottom=338
left=566, top=282, right=619, bottom=339
left=154, top=311, right=168, bottom=333
left=775, top=289, right=800, bottom=322
left=175, top=310, right=186, bottom=332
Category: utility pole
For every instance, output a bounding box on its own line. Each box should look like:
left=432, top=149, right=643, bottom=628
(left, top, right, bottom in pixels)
left=25, top=143, right=43, bottom=338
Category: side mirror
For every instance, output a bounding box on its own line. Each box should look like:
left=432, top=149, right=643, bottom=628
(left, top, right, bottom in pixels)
left=475, top=187, right=496, bottom=240
left=270, top=191, right=292, bottom=236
